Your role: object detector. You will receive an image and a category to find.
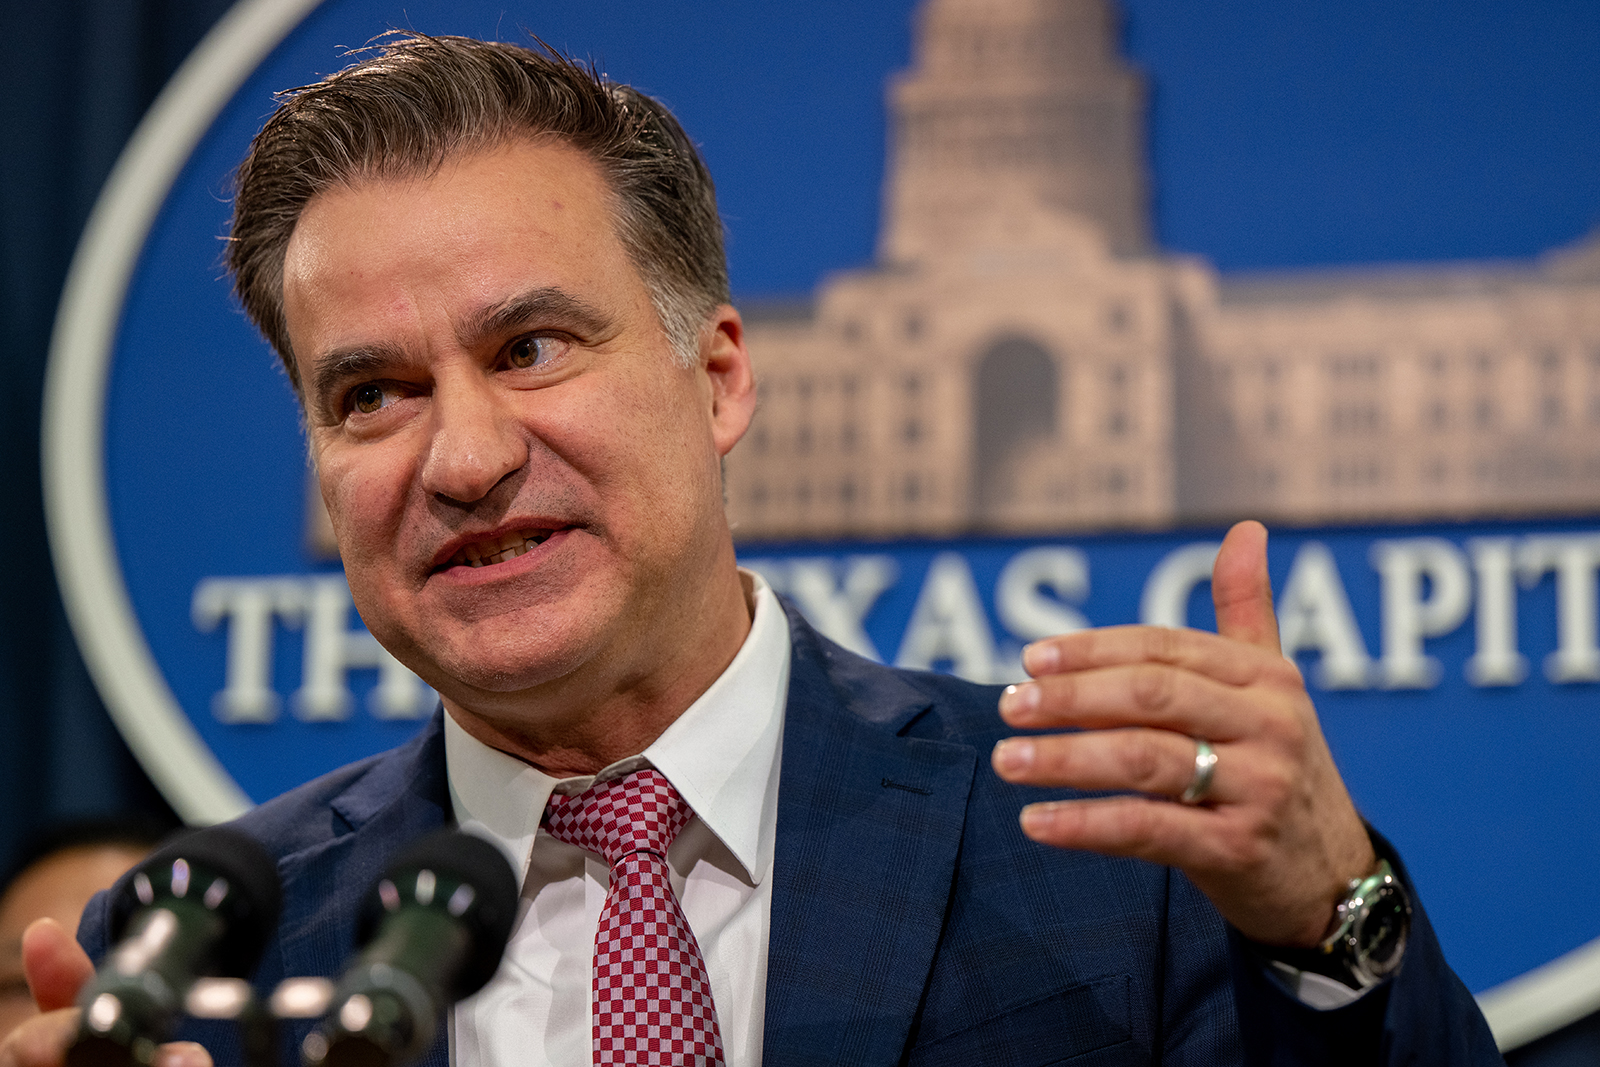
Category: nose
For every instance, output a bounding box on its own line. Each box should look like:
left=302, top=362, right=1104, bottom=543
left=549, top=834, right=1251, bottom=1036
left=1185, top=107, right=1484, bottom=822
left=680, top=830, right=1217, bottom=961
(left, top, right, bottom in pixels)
left=420, top=374, right=528, bottom=505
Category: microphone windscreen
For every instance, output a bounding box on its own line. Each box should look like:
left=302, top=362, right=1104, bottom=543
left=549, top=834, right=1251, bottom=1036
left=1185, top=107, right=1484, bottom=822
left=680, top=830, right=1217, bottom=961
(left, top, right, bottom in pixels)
left=357, top=829, right=519, bottom=999
left=108, top=825, right=282, bottom=978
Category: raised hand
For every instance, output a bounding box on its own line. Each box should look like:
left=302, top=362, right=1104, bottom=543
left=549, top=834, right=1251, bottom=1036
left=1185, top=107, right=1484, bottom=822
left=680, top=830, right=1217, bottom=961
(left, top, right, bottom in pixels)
left=990, top=520, right=1375, bottom=946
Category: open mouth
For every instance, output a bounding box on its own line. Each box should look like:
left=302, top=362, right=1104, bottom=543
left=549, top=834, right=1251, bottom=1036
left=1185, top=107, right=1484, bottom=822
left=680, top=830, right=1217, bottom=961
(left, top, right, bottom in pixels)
left=444, top=529, right=552, bottom=570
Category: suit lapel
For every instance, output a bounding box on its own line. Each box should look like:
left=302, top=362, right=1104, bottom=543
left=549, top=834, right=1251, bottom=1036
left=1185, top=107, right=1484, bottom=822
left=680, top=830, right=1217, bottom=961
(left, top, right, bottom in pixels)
left=765, top=611, right=977, bottom=1067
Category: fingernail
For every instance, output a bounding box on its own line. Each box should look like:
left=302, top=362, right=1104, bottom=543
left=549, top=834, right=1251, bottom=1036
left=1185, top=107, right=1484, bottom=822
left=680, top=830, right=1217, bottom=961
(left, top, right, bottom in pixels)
left=1020, top=803, right=1056, bottom=835
left=992, top=738, right=1034, bottom=775
left=1022, top=642, right=1059, bottom=675
left=998, top=682, right=1040, bottom=719
left=156, top=1043, right=213, bottom=1067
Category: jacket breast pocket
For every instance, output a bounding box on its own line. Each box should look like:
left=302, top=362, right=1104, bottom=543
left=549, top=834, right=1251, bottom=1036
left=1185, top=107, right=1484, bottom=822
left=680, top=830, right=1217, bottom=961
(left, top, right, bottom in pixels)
left=906, top=975, right=1134, bottom=1067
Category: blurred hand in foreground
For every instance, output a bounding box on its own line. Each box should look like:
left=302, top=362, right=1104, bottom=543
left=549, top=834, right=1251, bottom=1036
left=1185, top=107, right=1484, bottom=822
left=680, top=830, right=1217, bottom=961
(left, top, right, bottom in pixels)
left=0, top=919, right=209, bottom=1067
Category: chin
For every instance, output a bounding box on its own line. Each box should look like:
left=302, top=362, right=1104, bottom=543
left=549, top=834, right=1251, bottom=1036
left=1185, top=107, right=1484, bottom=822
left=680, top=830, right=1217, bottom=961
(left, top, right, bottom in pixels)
left=367, top=583, right=600, bottom=678
left=424, top=631, right=597, bottom=697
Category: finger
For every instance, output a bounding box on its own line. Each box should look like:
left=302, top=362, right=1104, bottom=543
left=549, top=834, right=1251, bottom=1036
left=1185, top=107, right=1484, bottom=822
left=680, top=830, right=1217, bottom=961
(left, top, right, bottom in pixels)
left=1000, top=665, right=1275, bottom=740
left=20, top=921, right=93, bottom=1013
left=993, top=728, right=1232, bottom=802
left=1021, top=623, right=1291, bottom=689
left=1212, top=520, right=1281, bottom=652
left=154, top=1042, right=214, bottom=1067
left=0, top=1007, right=79, bottom=1067
left=1017, top=794, right=1234, bottom=871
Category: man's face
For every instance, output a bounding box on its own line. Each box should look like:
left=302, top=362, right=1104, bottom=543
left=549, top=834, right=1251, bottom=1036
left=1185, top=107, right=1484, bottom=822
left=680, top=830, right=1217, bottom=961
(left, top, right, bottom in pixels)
left=280, top=139, right=753, bottom=712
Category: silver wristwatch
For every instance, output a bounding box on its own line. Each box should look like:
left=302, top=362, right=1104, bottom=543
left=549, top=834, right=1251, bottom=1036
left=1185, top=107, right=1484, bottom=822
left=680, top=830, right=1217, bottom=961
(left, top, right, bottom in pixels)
left=1282, top=858, right=1412, bottom=989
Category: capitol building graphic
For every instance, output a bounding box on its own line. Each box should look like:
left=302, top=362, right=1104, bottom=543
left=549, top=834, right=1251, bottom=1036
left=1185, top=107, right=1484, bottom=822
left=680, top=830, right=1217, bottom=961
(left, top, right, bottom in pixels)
left=724, top=0, right=1600, bottom=542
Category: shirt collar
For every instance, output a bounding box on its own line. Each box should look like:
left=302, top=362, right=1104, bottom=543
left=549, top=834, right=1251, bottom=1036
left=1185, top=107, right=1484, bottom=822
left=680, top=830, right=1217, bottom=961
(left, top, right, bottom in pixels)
left=445, top=570, right=791, bottom=885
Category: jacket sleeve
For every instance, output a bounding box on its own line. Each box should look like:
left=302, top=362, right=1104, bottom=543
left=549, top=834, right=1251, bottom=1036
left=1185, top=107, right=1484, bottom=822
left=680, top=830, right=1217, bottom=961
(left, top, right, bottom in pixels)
left=1226, top=836, right=1505, bottom=1066
left=75, top=886, right=114, bottom=962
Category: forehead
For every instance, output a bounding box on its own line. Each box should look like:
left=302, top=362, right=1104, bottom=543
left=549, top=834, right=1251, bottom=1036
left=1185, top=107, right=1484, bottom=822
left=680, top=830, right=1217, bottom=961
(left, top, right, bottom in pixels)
left=280, top=138, right=646, bottom=358
left=285, top=138, right=626, bottom=293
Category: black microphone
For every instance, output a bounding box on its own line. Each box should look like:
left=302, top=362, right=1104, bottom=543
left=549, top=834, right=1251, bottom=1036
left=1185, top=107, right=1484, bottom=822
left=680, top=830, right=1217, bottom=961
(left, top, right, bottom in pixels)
left=306, top=829, right=518, bottom=1067
left=68, top=826, right=282, bottom=1067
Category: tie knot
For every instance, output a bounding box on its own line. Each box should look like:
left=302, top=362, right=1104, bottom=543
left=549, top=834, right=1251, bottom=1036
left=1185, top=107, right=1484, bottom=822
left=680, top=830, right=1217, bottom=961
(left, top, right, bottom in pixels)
left=542, top=768, right=692, bottom=866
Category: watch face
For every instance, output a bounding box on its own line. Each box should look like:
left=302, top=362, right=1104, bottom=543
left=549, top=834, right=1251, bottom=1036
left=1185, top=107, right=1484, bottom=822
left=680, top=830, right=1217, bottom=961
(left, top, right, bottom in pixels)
left=1356, top=885, right=1410, bottom=976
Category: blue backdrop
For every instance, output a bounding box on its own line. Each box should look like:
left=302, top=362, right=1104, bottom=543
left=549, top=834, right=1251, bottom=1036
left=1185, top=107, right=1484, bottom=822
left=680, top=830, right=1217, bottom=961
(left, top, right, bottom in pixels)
left=8, top=0, right=1600, bottom=1060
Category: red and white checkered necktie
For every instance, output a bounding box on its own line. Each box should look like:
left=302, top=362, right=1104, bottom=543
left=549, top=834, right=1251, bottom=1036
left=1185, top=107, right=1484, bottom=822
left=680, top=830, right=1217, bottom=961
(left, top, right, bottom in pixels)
left=543, top=768, right=726, bottom=1066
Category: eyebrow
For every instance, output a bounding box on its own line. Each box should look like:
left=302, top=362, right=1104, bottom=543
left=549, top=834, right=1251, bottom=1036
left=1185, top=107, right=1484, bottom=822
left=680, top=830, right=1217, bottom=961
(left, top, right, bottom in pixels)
left=455, top=287, right=615, bottom=352
left=309, top=342, right=410, bottom=411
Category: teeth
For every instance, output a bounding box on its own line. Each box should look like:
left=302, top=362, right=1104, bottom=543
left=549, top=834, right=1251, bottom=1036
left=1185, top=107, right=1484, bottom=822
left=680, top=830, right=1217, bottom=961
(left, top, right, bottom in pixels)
left=448, top=530, right=551, bottom=569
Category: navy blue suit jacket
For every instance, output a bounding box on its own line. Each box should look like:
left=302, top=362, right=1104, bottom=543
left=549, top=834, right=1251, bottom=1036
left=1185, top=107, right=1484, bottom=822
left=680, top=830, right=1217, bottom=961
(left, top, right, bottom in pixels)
left=81, top=606, right=1503, bottom=1065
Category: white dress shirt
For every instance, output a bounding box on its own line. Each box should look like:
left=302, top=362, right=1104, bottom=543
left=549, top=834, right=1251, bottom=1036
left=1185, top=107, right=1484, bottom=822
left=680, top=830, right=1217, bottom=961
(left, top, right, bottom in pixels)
left=445, top=572, right=791, bottom=1067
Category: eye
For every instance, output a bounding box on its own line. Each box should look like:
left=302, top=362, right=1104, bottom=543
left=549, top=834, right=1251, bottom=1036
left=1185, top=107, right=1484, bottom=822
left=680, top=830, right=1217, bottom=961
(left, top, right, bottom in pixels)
left=506, top=335, right=569, bottom=370
left=350, top=382, right=390, bottom=415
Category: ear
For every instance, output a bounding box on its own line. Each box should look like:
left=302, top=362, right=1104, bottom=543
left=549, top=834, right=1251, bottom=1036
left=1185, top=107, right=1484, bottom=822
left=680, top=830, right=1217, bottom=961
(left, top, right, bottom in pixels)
left=700, top=304, right=757, bottom=457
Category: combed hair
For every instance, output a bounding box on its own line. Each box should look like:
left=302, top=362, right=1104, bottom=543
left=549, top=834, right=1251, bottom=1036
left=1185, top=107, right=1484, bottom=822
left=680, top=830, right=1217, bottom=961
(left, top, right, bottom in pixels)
left=227, top=33, right=729, bottom=390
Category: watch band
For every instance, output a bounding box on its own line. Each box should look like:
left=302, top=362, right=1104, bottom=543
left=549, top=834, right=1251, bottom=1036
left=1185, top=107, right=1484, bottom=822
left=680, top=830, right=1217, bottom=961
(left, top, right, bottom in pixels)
left=1274, top=857, right=1413, bottom=990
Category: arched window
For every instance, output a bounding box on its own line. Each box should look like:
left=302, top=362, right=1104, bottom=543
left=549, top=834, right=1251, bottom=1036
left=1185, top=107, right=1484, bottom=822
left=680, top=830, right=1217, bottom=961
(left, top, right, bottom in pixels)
left=972, top=336, right=1059, bottom=520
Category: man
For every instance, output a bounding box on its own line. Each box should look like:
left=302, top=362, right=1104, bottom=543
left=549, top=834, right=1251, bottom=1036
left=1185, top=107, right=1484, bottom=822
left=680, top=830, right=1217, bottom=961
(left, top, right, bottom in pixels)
left=1, top=34, right=1501, bottom=1067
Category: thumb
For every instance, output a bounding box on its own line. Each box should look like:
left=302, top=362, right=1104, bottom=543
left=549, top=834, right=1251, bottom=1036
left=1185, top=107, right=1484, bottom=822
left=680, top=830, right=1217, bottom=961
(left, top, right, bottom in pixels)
left=21, top=919, right=94, bottom=1013
left=1212, top=520, right=1280, bottom=651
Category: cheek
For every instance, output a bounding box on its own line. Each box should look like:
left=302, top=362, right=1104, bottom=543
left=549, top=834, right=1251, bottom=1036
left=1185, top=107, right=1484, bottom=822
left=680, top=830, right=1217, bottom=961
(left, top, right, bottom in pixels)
left=591, top=372, right=715, bottom=477
left=527, top=379, right=661, bottom=487
left=319, top=452, right=411, bottom=557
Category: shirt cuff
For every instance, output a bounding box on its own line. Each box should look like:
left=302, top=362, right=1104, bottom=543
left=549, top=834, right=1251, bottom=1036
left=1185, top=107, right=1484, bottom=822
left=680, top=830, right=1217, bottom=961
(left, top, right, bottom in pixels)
left=1264, top=959, right=1373, bottom=1010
